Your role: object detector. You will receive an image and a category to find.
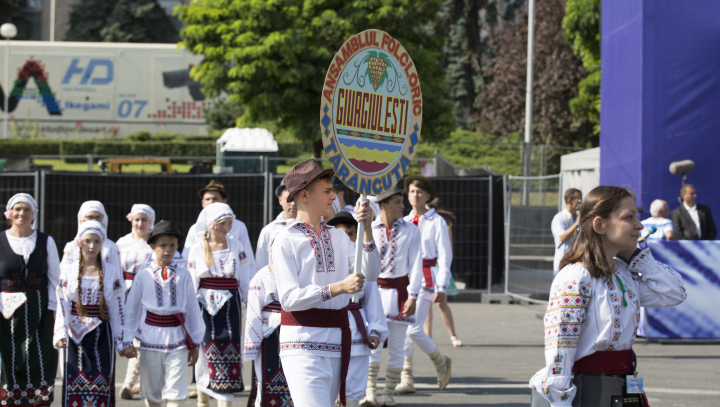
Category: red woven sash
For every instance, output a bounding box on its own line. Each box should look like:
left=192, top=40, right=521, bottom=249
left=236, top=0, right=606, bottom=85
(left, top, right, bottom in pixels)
left=70, top=302, right=103, bottom=318
left=145, top=311, right=196, bottom=350
left=199, top=277, right=238, bottom=291
left=263, top=301, right=282, bottom=313
left=346, top=301, right=369, bottom=347
left=377, top=275, right=410, bottom=314
left=281, top=308, right=351, bottom=406
left=422, top=258, right=437, bottom=288
left=123, top=272, right=135, bottom=281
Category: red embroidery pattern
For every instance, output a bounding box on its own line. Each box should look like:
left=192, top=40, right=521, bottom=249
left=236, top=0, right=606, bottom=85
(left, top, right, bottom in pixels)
left=152, top=266, right=177, bottom=307
left=292, top=221, right=335, bottom=273
left=321, top=285, right=331, bottom=301
left=378, top=222, right=400, bottom=274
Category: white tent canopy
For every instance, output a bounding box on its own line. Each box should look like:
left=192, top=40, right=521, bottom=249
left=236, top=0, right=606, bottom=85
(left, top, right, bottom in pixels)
left=560, top=147, right=600, bottom=199
left=217, top=128, right=278, bottom=153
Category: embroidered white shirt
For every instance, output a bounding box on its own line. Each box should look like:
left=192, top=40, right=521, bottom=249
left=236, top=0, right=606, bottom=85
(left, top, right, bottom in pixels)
left=684, top=203, right=701, bottom=238
left=403, top=208, right=452, bottom=296
left=183, top=218, right=256, bottom=274
left=349, top=280, right=389, bottom=356
left=255, top=212, right=292, bottom=273
left=3, top=230, right=61, bottom=312
left=62, top=239, right=122, bottom=278
left=123, top=262, right=206, bottom=352
left=529, top=248, right=687, bottom=406
left=371, top=218, right=423, bottom=324
left=53, top=261, right=128, bottom=350
left=272, top=220, right=380, bottom=358
left=116, top=233, right=153, bottom=289
left=187, top=237, right=250, bottom=313
left=243, top=266, right=281, bottom=361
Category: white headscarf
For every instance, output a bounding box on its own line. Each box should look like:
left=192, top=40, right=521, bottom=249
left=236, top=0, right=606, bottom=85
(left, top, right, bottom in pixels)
left=74, top=220, right=106, bottom=248
left=4, top=193, right=39, bottom=225
left=77, top=201, right=109, bottom=230
left=195, top=203, right=235, bottom=237
left=126, top=204, right=156, bottom=231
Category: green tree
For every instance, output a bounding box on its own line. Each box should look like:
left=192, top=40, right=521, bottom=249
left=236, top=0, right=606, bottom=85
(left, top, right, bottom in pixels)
left=204, top=99, right=245, bottom=132
left=177, top=0, right=455, bottom=158
left=563, top=0, right=600, bottom=134
left=0, top=0, right=34, bottom=40
left=65, top=0, right=178, bottom=43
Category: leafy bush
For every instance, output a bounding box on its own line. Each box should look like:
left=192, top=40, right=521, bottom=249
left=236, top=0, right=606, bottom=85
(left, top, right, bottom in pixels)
left=60, top=141, right=216, bottom=162
left=125, top=130, right=152, bottom=142
left=204, top=99, right=244, bottom=132
left=0, top=140, right=62, bottom=155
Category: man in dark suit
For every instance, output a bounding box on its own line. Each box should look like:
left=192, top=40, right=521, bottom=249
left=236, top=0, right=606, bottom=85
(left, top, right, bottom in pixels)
left=672, top=184, right=717, bottom=240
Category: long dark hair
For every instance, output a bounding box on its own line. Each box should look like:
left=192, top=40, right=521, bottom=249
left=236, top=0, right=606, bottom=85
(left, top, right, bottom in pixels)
left=559, top=186, right=633, bottom=279
left=427, top=197, right=456, bottom=226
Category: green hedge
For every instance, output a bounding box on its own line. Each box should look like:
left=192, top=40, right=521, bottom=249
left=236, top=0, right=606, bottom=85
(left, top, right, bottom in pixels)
left=0, top=140, right=62, bottom=155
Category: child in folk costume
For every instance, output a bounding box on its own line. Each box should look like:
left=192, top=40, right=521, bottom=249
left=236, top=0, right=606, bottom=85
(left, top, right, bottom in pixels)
left=328, top=212, right=389, bottom=407
left=187, top=203, right=250, bottom=407
left=272, top=159, right=381, bottom=407
left=0, top=194, right=59, bottom=406
left=53, top=221, right=135, bottom=407
left=124, top=221, right=205, bottom=407
left=244, top=242, right=293, bottom=407
left=530, top=187, right=686, bottom=407
left=255, top=180, right=297, bottom=271
left=61, top=201, right=122, bottom=273
left=117, top=204, right=156, bottom=399
left=396, top=175, right=452, bottom=393
left=360, top=186, right=422, bottom=407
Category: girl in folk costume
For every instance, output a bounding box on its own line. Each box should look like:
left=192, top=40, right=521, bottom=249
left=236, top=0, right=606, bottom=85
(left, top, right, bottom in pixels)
left=360, top=186, right=421, bottom=407
left=0, top=194, right=59, bottom=406
left=53, top=221, right=135, bottom=407
left=187, top=203, right=250, bottom=407
left=61, top=201, right=122, bottom=273
left=530, top=186, right=687, bottom=407
left=396, top=176, right=452, bottom=393
left=244, top=243, right=293, bottom=407
left=116, top=204, right=156, bottom=400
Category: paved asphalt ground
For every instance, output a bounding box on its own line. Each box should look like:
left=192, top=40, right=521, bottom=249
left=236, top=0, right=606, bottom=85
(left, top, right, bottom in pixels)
left=54, top=303, right=720, bottom=406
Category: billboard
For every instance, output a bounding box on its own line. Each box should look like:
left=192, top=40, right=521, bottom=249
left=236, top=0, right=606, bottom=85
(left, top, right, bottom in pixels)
left=0, top=41, right=213, bottom=138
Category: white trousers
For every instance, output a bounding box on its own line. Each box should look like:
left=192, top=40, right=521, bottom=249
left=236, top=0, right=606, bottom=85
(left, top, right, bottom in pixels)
left=346, top=355, right=370, bottom=401
left=370, top=322, right=408, bottom=369
left=281, top=354, right=342, bottom=407
left=140, top=349, right=189, bottom=403
left=404, top=297, right=437, bottom=357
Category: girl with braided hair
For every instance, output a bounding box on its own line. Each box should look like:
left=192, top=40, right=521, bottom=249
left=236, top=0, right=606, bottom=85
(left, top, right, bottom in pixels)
left=54, top=221, right=134, bottom=407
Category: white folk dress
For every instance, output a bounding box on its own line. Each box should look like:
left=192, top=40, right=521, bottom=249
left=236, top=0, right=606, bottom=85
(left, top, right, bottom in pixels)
left=371, top=218, right=423, bottom=325
left=403, top=208, right=452, bottom=300
left=244, top=266, right=292, bottom=407
left=255, top=212, right=291, bottom=272
left=61, top=240, right=122, bottom=279
left=183, top=219, right=256, bottom=276
left=116, top=233, right=153, bottom=290
left=529, top=248, right=687, bottom=406
left=188, top=238, right=250, bottom=400
left=272, top=220, right=380, bottom=359
left=53, top=260, right=127, bottom=407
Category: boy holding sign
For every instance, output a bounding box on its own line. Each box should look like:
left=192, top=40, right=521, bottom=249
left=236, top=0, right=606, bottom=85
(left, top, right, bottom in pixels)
left=272, top=159, right=381, bottom=407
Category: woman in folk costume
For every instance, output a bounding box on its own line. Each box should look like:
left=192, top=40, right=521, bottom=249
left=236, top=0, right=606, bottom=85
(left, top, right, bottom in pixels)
left=530, top=186, right=687, bottom=407
left=53, top=221, right=135, bottom=407
left=0, top=194, right=59, bottom=406
left=244, top=242, right=293, bottom=407
left=187, top=203, right=250, bottom=407
left=61, top=201, right=122, bottom=273
left=116, top=204, right=155, bottom=399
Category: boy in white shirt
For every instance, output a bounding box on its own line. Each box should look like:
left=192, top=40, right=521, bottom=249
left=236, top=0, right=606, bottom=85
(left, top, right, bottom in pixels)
left=272, top=159, right=381, bottom=407
left=124, top=221, right=206, bottom=407
left=256, top=180, right=297, bottom=270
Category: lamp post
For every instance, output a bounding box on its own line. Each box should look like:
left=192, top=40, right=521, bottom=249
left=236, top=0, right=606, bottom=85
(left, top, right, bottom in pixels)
left=1, top=23, right=17, bottom=140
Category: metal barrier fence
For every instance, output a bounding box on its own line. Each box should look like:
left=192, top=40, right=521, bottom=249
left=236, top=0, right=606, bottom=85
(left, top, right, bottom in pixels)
left=0, top=170, right=504, bottom=290
left=504, top=174, right=562, bottom=303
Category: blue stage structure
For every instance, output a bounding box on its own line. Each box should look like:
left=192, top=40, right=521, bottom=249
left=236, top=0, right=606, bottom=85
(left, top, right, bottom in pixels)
left=600, top=1, right=720, bottom=214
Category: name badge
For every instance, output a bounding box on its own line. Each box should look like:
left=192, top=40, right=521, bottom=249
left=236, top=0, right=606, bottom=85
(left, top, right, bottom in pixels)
left=626, top=375, right=643, bottom=394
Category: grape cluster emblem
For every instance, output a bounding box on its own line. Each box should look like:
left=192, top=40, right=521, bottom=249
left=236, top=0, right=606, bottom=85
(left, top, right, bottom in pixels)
left=365, top=52, right=390, bottom=91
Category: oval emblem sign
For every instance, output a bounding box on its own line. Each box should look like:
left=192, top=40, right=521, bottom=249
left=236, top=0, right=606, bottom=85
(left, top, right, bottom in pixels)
left=320, top=29, right=422, bottom=196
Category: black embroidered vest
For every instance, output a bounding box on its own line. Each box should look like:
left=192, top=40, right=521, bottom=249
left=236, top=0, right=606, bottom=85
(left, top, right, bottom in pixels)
left=0, top=230, right=49, bottom=292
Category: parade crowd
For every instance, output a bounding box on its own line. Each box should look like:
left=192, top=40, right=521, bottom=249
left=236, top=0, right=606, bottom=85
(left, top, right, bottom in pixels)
left=0, top=159, right=459, bottom=407
left=0, top=159, right=691, bottom=407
